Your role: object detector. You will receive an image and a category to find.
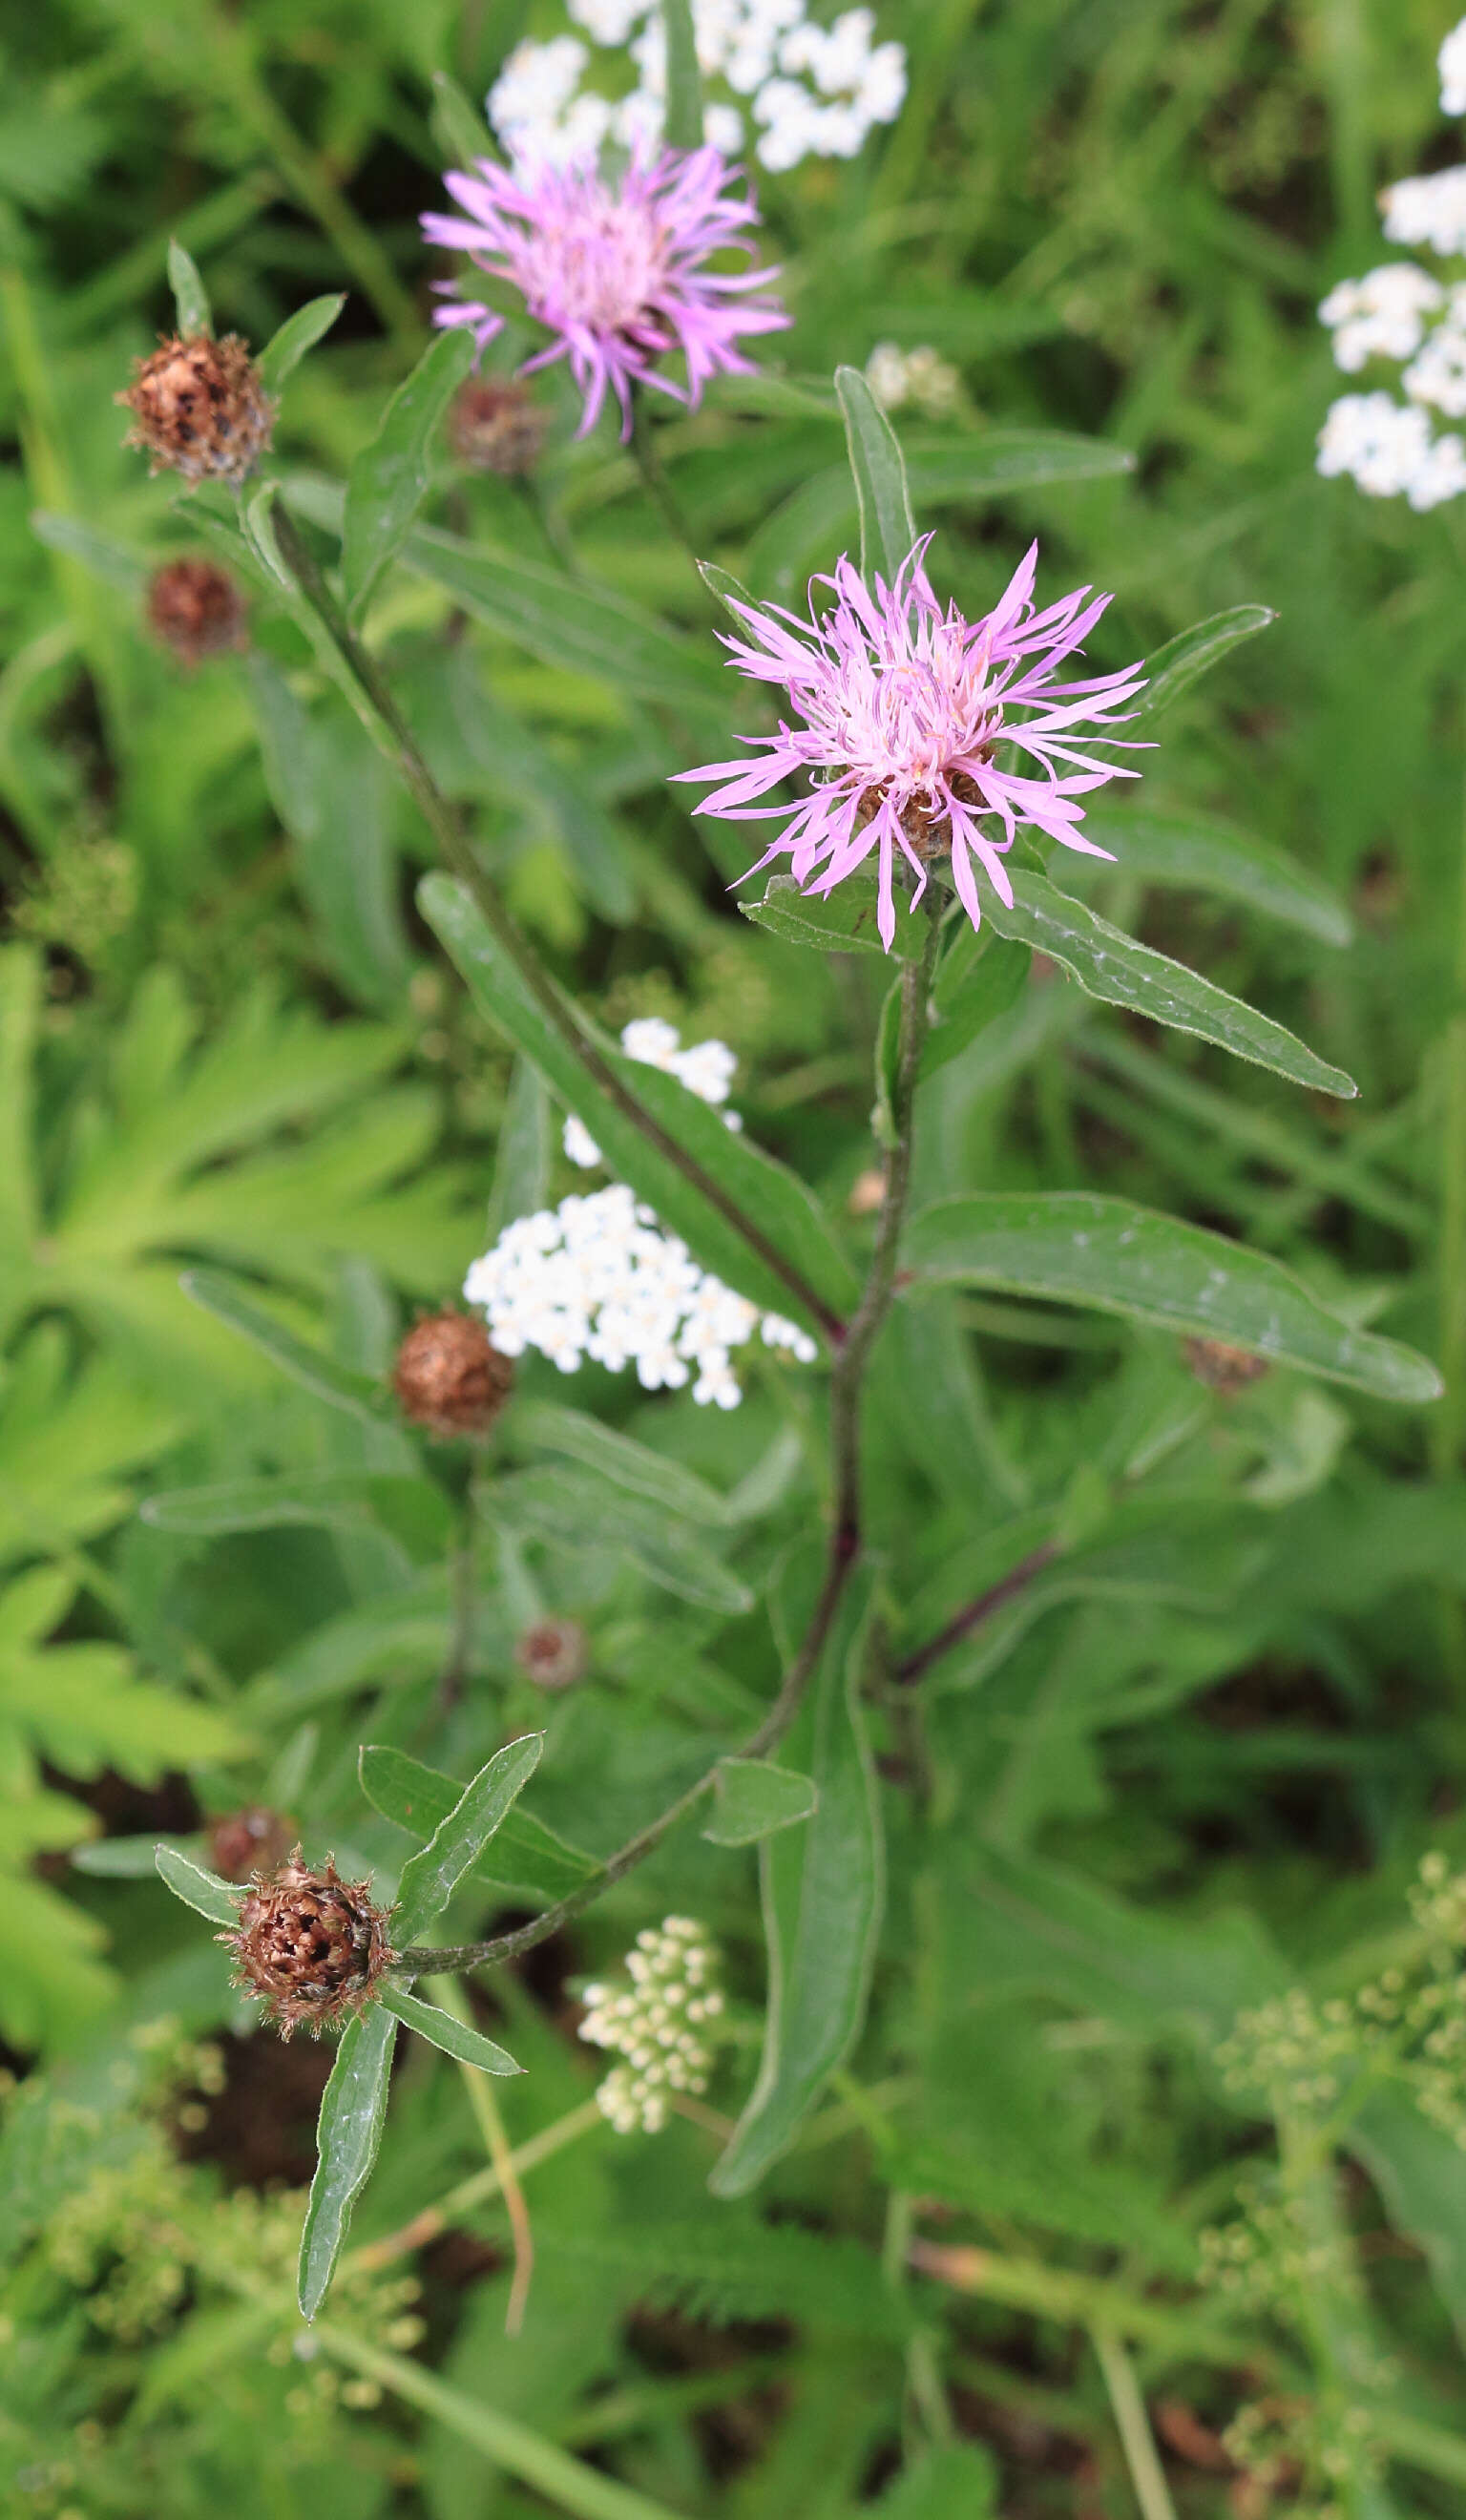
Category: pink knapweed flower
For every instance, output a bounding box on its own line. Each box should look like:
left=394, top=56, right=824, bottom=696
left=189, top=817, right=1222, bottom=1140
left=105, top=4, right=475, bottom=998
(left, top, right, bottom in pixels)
left=421, top=146, right=788, bottom=439
left=677, top=537, right=1147, bottom=950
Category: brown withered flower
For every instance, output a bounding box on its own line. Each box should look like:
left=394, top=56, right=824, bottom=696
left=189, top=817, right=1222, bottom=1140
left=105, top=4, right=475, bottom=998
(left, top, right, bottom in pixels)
left=514, top=1615, right=589, bottom=1691
left=147, top=557, right=249, bottom=665
left=117, top=333, right=275, bottom=487
left=392, top=1309, right=513, bottom=1439
left=207, top=1804, right=297, bottom=1883
left=221, top=1851, right=396, bottom=2040
left=448, top=377, right=551, bottom=476
left=1183, top=1335, right=1271, bottom=1396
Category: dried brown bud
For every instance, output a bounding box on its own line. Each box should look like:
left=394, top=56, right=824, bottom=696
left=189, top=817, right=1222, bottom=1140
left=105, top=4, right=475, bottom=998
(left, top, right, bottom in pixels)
left=1183, top=1335, right=1271, bottom=1396
left=514, top=1616, right=589, bottom=1691
left=392, top=1310, right=513, bottom=1438
left=207, top=1804, right=297, bottom=1883
left=221, top=1851, right=395, bottom=2040
left=448, top=377, right=551, bottom=476
left=147, top=557, right=248, bottom=665
left=117, top=333, right=275, bottom=487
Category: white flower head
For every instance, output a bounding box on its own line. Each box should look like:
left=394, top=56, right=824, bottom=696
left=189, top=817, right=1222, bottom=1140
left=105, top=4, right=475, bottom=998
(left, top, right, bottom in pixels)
left=1442, top=15, right=1466, bottom=116
left=579, top=1918, right=724, bottom=2131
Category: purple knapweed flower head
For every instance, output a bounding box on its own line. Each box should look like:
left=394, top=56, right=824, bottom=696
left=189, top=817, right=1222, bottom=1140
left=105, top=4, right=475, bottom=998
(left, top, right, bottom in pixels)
left=421, top=145, right=788, bottom=440
left=676, top=537, right=1147, bottom=950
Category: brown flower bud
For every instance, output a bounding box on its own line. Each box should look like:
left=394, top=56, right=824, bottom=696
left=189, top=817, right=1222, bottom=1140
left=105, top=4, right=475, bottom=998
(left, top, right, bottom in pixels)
left=147, top=557, right=248, bottom=665
left=448, top=378, right=551, bottom=476
left=117, top=333, right=275, bottom=487
left=1183, top=1335, right=1271, bottom=1396
left=392, top=1310, right=513, bottom=1438
left=221, top=1851, right=395, bottom=2040
left=207, top=1804, right=297, bottom=1883
left=514, top=1616, right=589, bottom=1691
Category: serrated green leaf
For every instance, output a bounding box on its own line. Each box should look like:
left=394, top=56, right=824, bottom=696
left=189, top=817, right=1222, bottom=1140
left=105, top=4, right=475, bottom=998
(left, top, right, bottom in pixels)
left=392, top=1735, right=545, bottom=1942
left=983, top=871, right=1356, bottom=1096
left=491, top=1463, right=755, bottom=1613
left=704, top=1758, right=818, bottom=1846
left=359, top=1743, right=597, bottom=1903
left=154, top=1842, right=240, bottom=1925
left=1079, top=808, right=1352, bottom=946
left=179, top=1270, right=392, bottom=1422
left=298, top=2004, right=396, bottom=2320
left=166, top=238, right=210, bottom=336
left=711, top=1562, right=881, bottom=2194
left=516, top=1398, right=735, bottom=1525
left=740, top=870, right=925, bottom=961
left=1136, top=604, right=1277, bottom=719
left=405, top=526, right=725, bottom=707
left=835, top=364, right=916, bottom=581
left=343, top=328, right=475, bottom=619
left=380, top=1985, right=522, bottom=2074
left=421, top=872, right=856, bottom=1336
left=902, top=1192, right=1442, bottom=1403
left=257, top=293, right=346, bottom=394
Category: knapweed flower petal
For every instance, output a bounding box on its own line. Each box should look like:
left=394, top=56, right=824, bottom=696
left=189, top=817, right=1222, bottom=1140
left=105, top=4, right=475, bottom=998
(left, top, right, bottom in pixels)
left=421, top=144, right=787, bottom=437
left=677, top=536, right=1146, bottom=951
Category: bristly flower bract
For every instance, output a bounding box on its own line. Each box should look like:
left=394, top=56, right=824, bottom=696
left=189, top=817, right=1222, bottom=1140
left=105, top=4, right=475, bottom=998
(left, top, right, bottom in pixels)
left=221, top=1851, right=396, bottom=2041
left=117, top=335, right=275, bottom=487
left=421, top=144, right=787, bottom=437
left=677, top=536, right=1146, bottom=951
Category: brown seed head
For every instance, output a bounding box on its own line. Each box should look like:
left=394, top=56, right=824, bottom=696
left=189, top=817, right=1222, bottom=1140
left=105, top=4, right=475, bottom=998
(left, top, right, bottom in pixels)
left=207, top=1804, right=298, bottom=1883
left=147, top=557, right=249, bottom=665
left=117, top=333, right=275, bottom=487
left=220, top=1851, right=395, bottom=2040
left=1183, top=1335, right=1271, bottom=1396
left=448, top=377, right=551, bottom=476
left=392, top=1310, right=514, bottom=1438
left=514, top=1616, right=589, bottom=1691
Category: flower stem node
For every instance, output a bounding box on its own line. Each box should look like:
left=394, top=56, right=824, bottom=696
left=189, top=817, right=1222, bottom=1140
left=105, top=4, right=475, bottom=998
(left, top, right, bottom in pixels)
left=392, top=1309, right=515, bottom=1438
left=117, top=334, right=276, bottom=487
left=514, top=1615, right=590, bottom=1690
left=449, top=376, right=552, bottom=474
left=221, top=1852, right=396, bottom=2041
left=146, top=557, right=249, bottom=664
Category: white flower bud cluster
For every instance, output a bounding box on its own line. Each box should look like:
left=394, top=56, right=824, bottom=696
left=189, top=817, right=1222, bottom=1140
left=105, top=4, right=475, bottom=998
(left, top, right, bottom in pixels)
left=563, top=1017, right=741, bottom=1171
left=1315, top=388, right=1466, bottom=510
left=1442, top=15, right=1466, bottom=117
left=578, top=1916, right=724, bottom=2132
left=865, top=340, right=963, bottom=419
left=488, top=0, right=906, bottom=175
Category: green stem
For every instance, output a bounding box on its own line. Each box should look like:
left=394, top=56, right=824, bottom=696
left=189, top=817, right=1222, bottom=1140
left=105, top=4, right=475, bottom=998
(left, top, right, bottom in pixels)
left=346, top=2095, right=604, bottom=2273
left=1091, top=2326, right=1179, bottom=2520
left=628, top=396, right=714, bottom=601
left=1435, top=751, right=1466, bottom=1477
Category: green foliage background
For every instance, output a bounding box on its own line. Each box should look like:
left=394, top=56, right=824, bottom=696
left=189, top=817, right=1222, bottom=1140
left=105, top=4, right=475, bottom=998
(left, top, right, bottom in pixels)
left=6, top=0, right=1466, bottom=2513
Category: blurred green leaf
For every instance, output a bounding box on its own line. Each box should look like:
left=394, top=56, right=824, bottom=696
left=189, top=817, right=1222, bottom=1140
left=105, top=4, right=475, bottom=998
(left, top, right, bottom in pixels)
left=406, top=527, right=725, bottom=706
left=257, top=292, right=347, bottom=394
left=661, top=0, right=703, bottom=150
left=492, top=1463, right=755, bottom=1614
left=835, top=364, right=915, bottom=581
left=166, top=238, right=211, bottom=335
left=380, top=1986, right=522, bottom=2073
left=1080, top=808, right=1352, bottom=946
left=517, top=1398, right=736, bottom=1525
left=1137, top=605, right=1278, bottom=719
left=30, top=512, right=148, bottom=598
left=180, top=1270, right=392, bottom=1422
left=393, top=1735, right=546, bottom=1942
left=343, top=328, right=475, bottom=620
left=430, top=70, right=497, bottom=168
left=359, top=1743, right=598, bottom=1902
left=704, top=1758, right=818, bottom=1846
left=298, top=2004, right=397, bottom=2320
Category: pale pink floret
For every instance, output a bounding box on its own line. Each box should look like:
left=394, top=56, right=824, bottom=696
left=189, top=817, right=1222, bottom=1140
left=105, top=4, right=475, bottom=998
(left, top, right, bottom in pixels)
left=677, top=537, right=1147, bottom=950
left=421, top=146, right=788, bottom=440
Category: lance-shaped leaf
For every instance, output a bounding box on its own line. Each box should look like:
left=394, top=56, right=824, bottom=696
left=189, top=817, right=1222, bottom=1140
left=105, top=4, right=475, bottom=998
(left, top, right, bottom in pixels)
left=30, top=512, right=148, bottom=598
left=741, top=870, right=926, bottom=961
left=711, top=1563, right=881, bottom=2194
left=982, top=872, right=1356, bottom=1097
left=905, top=429, right=1134, bottom=497
left=155, top=1842, right=240, bottom=1925
left=421, top=872, right=858, bottom=1334
left=298, top=2004, right=396, bottom=2319
left=343, top=328, right=475, bottom=619
left=180, top=1270, right=391, bottom=1423
left=704, top=1758, right=819, bottom=1847
left=836, top=364, right=916, bottom=581
left=1136, top=605, right=1277, bottom=719
left=1079, top=808, right=1351, bottom=947
left=517, top=1398, right=735, bottom=1525
left=359, top=1744, right=597, bottom=1904
left=166, top=238, right=211, bottom=336
left=405, top=526, right=725, bottom=708
left=429, top=69, right=496, bottom=169
left=901, top=1192, right=1443, bottom=1404
left=140, top=1471, right=451, bottom=1552
left=392, top=1735, right=545, bottom=1944
left=380, top=1986, right=521, bottom=2075
left=661, top=0, right=703, bottom=149
left=258, top=294, right=346, bottom=394
left=491, top=1464, right=754, bottom=1614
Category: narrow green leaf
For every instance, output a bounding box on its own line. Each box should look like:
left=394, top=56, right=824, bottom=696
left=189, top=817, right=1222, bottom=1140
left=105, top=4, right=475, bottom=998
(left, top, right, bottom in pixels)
left=155, top=1842, right=239, bottom=1925
left=484, top=1056, right=552, bottom=1244
left=698, top=558, right=756, bottom=620
left=445, top=649, right=637, bottom=925
left=1136, top=605, right=1277, bottom=719
left=343, top=328, right=476, bottom=618
left=166, top=238, right=211, bottom=336
left=406, top=526, right=726, bottom=707
left=872, top=2446, right=999, bottom=2520
left=704, top=1758, right=819, bottom=1847
left=711, top=1564, right=882, bottom=2194
left=359, top=1744, right=597, bottom=1902
left=30, top=512, right=149, bottom=597
left=257, top=293, right=347, bottom=395
left=392, top=1735, right=545, bottom=1943
left=902, top=1191, right=1443, bottom=1403
left=421, top=872, right=858, bottom=1334
left=139, top=1471, right=442, bottom=1541
left=491, top=1464, right=755, bottom=1614
left=661, top=0, right=704, bottom=148
left=1078, top=808, right=1352, bottom=948
left=905, top=429, right=1134, bottom=497
left=983, top=871, right=1357, bottom=1097
left=430, top=70, right=496, bottom=169
left=741, top=870, right=925, bottom=961
left=380, top=1985, right=522, bottom=2074
left=75, top=1833, right=199, bottom=1878
left=298, top=2004, right=396, bottom=2320
left=180, top=1270, right=391, bottom=1423
left=835, top=365, right=916, bottom=581
left=517, top=1398, right=735, bottom=1525
left=920, top=934, right=1031, bottom=1082
left=247, top=653, right=412, bottom=1007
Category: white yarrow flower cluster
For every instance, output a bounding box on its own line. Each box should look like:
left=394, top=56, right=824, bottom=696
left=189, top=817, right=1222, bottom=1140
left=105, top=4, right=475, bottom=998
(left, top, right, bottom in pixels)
left=579, top=1916, right=723, bottom=2132
left=488, top=0, right=906, bottom=174
left=1316, top=18, right=1466, bottom=506
left=865, top=340, right=963, bottom=419
left=563, top=1017, right=741, bottom=1170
